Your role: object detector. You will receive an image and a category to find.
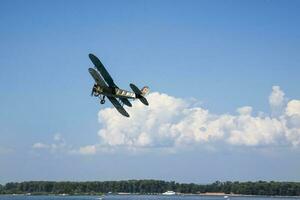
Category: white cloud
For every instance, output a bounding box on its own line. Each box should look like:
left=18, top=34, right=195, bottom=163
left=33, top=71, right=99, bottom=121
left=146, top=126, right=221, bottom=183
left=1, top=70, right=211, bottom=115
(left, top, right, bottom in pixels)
left=32, top=86, right=300, bottom=154
left=269, top=86, right=286, bottom=115
left=237, top=106, right=252, bottom=115
left=226, top=116, right=284, bottom=146
left=54, top=133, right=63, bottom=141
left=95, top=87, right=300, bottom=152
left=284, top=100, right=300, bottom=146
left=286, top=100, right=300, bottom=116
left=79, top=145, right=97, bottom=155
left=32, top=134, right=97, bottom=156
left=32, top=134, right=68, bottom=153
left=32, top=142, right=49, bottom=149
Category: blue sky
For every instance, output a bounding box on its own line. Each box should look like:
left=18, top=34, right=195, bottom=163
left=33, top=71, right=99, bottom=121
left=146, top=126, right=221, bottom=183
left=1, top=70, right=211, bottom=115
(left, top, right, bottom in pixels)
left=1, top=0, right=300, bottom=184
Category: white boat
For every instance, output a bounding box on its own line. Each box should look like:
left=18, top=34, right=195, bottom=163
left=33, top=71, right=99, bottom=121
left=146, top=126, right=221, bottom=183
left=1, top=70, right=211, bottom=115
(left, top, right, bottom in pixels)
left=162, top=191, right=176, bottom=195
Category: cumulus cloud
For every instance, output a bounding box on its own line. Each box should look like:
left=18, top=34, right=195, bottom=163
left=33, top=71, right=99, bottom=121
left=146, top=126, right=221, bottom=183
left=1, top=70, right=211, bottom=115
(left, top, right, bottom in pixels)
left=284, top=100, right=300, bottom=146
left=95, top=86, right=300, bottom=152
left=286, top=100, right=300, bottom=116
left=32, top=86, right=300, bottom=154
left=269, top=86, right=286, bottom=116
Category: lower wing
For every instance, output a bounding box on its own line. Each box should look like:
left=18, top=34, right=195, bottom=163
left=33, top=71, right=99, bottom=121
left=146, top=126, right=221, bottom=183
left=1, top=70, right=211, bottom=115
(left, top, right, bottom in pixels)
left=107, top=96, right=130, bottom=117
left=119, top=98, right=132, bottom=107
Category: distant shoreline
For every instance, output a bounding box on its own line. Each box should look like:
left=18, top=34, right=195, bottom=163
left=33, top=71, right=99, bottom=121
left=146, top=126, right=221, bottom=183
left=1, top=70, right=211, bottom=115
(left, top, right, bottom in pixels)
left=1, top=193, right=300, bottom=198
left=1, top=180, right=300, bottom=197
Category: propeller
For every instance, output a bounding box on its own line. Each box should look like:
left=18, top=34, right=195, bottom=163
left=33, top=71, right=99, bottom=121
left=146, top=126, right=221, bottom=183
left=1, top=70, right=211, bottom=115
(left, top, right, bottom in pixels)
left=91, top=85, right=95, bottom=96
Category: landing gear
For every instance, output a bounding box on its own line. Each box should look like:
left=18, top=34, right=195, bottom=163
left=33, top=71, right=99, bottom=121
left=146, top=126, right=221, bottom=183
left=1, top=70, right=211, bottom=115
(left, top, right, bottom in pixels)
left=100, top=96, right=106, bottom=104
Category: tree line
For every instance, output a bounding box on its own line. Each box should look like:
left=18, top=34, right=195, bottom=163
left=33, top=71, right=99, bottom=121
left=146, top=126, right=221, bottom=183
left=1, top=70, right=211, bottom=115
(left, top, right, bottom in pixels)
left=1, top=180, right=300, bottom=196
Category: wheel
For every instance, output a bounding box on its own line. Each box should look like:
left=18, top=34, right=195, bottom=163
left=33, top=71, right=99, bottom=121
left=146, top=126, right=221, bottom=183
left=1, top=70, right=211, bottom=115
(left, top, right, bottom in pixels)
left=100, top=99, right=105, bottom=104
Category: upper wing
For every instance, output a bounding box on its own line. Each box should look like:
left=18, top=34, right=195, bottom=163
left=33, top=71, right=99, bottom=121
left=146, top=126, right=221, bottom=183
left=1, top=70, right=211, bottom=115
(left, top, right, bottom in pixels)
left=89, top=54, right=117, bottom=87
left=88, top=68, right=107, bottom=87
left=107, top=96, right=130, bottom=117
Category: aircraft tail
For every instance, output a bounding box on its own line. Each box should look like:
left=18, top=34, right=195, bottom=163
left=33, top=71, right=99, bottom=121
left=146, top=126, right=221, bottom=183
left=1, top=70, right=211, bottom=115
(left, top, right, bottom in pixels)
left=130, top=83, right=149, bottom=106
left=141, top=86, right=150, bottom=96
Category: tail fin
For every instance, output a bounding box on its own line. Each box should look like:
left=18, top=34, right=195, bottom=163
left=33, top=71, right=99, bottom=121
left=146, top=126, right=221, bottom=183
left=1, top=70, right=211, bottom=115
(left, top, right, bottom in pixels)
left=130, top=83, right=149, bottom=106
left=141, top=86, right=150, bottom=96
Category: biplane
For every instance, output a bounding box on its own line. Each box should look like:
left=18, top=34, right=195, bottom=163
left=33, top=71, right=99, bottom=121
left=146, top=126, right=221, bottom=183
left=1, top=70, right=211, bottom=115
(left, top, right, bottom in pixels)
left=88, top=54, right=149, bottom=117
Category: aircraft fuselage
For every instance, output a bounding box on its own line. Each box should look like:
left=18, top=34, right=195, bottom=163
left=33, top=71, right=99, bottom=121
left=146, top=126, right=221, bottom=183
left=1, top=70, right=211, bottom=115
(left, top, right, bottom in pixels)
left=93, top=84, right=136, bottom=99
